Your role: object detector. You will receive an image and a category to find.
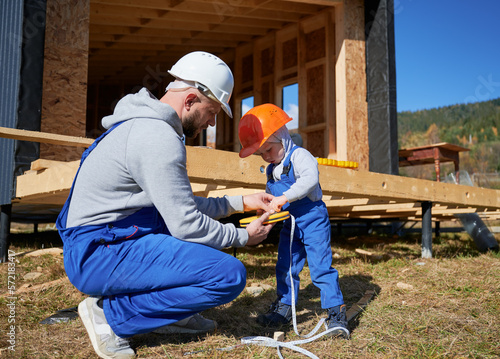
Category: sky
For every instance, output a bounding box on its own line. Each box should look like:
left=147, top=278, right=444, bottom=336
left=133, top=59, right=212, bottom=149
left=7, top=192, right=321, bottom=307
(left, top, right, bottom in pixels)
left=236, top=0, right=500, bottom=134
left=395, top=0, right=500, bottom=112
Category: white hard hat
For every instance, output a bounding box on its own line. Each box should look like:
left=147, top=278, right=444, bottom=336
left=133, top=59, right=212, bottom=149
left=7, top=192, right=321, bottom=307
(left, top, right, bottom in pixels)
left=168, top=51, right=234, bottom=118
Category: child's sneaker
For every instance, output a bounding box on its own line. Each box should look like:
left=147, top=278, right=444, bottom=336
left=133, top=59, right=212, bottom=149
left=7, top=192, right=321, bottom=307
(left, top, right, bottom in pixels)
left=326, top=304, right=350, bottom=339
left=78, top=297, right=136, bottom=359
left=256, top=300, right=292, bottom=327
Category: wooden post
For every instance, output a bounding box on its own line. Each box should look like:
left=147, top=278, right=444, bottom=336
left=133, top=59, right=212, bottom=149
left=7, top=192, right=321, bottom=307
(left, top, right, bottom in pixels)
left=334, top=1, right=369, bottom=169
left=421, top=201, right=432, bottom=258
left=0, top=204, right=12, bottom=263
left=433, top=147, right=441, bottom=182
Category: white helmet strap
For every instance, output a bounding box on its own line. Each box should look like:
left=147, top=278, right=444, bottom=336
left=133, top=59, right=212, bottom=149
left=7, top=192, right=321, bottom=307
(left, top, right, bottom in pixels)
left=166, top=80, right=220, bottom=105
left=166, top=79, right=196, bottom=91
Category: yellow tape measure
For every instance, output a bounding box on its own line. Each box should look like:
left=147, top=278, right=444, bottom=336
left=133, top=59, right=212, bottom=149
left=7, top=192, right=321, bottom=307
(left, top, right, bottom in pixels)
left=239, top=211, right=290, bottom=227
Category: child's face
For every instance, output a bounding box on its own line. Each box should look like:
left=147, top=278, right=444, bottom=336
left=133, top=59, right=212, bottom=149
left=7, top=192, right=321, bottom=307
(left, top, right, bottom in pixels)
left=255, top=141, right=285, bottom=164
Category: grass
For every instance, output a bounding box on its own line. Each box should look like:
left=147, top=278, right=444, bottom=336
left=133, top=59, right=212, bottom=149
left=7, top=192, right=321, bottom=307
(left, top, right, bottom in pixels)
left=0, top=224, right=499, bottom=358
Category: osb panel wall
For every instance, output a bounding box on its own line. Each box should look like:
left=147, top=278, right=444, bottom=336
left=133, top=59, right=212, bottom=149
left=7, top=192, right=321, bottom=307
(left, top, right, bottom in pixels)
left=300, top=13, right=329, bottom=157
left=214, top=100, right=235, bottom=151
left=40, top=0, right=89, bottom=161
left=232, top=7, right=367, bottom=162
left=305, top=28, right=326, bottom=62
left=261, top=47, right=274, bottom=77
left=261, top=82, right=272, bottom=104
left=231, top=44, right=253, bottom=151
left=337, top=0, right=369, bottom=170
left=254, top=38, right=275, bottom=106
left=306, top=65, right=325, bottom=127
left=241, top=54, right=254, bottom=85
left=307, top=130, right=325, bottom=158
left=282, top=38, right=298, bottom=70
left=215, top=55, right=236, bottom=151
left=233, top=13, right=331, bottom=157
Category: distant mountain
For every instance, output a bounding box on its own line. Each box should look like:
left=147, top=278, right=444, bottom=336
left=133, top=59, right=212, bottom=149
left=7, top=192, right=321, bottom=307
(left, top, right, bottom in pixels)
left=397, top=97, right=500, bottom=182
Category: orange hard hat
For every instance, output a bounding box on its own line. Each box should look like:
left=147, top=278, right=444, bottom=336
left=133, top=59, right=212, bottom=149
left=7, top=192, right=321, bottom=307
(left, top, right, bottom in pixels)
left=238, top=103, right=292, bottom=158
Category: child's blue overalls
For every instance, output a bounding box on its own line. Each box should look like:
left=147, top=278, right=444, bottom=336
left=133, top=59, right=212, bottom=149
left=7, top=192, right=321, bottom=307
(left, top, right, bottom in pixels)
left=266, top=146, right=344, bottom=309
left=56, top=123, right=246, bottom=337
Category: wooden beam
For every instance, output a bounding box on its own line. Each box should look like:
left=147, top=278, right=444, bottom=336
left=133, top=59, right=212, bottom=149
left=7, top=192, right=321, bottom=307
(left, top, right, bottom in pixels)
left=11, top=145, right=500, bottom=218
left=90, top=33, right=240, bottom=48
left=281, top=0, right=341, bottom=6
left=185, top=147, right=500, bottom=209
left=15, top=160, right=80, bottom=199
left=0, top=127, right=94, bottom=148
left=94, top=0, right=324, bottom=14
left=317, top=166, right=500, bottom=209
left=91, top=1, right=306, bottom=22
left=30, top=159, right=66, bottom=171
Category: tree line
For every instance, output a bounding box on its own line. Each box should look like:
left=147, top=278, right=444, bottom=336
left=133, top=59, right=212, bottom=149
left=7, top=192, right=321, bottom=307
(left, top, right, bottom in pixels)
left=397, top=97, right=500, bottom=186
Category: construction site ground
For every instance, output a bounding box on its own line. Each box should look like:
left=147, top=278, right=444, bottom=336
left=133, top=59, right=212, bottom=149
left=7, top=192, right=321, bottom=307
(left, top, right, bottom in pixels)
left=1, top=226, right=499, bottom=358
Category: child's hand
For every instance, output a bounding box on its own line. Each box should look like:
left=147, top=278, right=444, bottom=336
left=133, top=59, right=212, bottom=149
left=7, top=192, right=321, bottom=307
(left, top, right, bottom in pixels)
left=270, top=195, right=288, bottom=212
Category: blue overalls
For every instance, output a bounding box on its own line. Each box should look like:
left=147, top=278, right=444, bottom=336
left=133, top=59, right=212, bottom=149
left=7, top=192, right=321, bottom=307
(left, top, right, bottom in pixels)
left=266, top=146, right=344, bottom=309
left=56, top=123, right=246, bottom=337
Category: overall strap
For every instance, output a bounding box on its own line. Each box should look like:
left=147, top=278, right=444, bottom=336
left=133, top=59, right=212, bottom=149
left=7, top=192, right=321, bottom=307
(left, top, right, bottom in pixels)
left=281, top=146, right=299, bottom=179
left=79, top=121, right=124, bottom=166
left=266, top=145, right=300, bottom=181
left=266, top=164, right=274, bottom=182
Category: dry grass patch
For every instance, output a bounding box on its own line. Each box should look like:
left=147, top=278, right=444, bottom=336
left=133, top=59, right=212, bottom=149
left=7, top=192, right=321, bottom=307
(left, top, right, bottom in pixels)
left=1, top=228, right=499, bottom=358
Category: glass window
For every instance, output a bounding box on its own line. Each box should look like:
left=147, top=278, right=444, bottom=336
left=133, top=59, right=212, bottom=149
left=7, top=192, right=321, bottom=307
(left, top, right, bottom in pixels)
left=241, top=96, right=254, bottom=116
left=282, top=83, right=298, bottom=130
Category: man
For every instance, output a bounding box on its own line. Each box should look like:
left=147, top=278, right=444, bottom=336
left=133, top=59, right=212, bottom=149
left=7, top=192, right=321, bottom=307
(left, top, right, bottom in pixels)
left=56, top=51, right=275, bottom=359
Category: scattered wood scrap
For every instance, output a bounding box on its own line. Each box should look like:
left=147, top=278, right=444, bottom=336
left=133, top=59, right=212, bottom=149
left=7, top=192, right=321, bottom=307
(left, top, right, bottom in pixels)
left=15, top=247, right=63, bottom=258
left=2, top=277, right=69, bottom=297
left=355, top=248, right=383, bottom=261
left=30, top=159, right=67, bottom=172
left=346, top=289, right=376, bottom=322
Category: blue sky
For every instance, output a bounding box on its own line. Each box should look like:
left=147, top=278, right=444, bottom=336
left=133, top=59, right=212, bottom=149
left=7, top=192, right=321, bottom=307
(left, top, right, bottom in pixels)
left=395, top=0, right=500, bottom=112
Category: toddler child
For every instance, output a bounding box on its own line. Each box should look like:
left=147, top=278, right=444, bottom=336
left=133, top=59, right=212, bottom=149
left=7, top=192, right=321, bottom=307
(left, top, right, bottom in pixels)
left=238, top=103, right=349, bottom=338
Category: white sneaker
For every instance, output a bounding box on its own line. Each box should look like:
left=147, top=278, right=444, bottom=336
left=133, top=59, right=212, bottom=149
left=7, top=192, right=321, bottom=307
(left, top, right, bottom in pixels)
left=78, top=297, right=136, bottom=359
left=153, top=313, right=217, bottom=334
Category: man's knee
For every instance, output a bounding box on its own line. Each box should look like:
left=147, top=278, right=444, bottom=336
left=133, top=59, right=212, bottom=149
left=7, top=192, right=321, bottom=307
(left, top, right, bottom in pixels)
left=210, top=255, right=247, bottom=301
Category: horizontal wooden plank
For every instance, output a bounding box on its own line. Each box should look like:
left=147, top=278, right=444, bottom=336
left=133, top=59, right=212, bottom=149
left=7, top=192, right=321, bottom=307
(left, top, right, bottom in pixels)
left=94, top=0, right=326, bottom=14
left=11, top=146, right=500, bottom=222
left=282, top=0, right=341, bottom=6
left=92, top=2, right=304, bottom=22
left=185, top=147, right=500, bottom=209
left=30, top=159, right=66, bottom=171
left=15, top=161, right=80, bottom=199
left=320, top=168, right=499, bottom=209
left=0, top=126, right=94, bottom=147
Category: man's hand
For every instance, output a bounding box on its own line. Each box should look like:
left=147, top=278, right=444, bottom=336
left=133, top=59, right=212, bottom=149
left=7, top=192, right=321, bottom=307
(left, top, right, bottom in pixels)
left=246, top=212, right=275, bottom=246
left=243, top=192, right=275, bottom=214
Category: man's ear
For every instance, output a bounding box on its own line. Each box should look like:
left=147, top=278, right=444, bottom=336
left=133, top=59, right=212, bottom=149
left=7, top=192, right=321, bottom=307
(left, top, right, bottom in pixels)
left=184, top=93, right=198, bottom=111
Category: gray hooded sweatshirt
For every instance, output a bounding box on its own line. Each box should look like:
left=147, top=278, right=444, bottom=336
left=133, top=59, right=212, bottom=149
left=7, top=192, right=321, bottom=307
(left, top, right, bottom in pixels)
left=269, top=126, right=323, bottom=203
left=66, top=88, right=248, bottom=249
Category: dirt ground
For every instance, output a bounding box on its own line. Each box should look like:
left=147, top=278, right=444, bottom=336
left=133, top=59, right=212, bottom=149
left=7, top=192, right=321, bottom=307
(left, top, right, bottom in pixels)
left=1, top=223, right=499, bottom=358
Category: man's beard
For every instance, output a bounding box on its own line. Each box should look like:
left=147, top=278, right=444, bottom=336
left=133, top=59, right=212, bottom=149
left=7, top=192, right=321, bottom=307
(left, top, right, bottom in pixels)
left=182, top=109, right=202, bottom=139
